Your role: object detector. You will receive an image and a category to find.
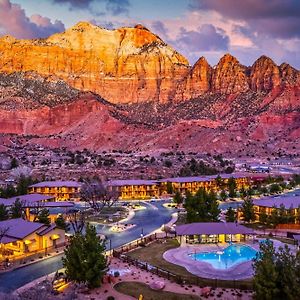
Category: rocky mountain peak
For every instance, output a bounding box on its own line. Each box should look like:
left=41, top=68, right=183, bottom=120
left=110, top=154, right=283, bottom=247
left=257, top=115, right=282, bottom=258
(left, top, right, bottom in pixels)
left=250, top=55, right=281, bottom=91
left=211, top=53, right=249, bottom=94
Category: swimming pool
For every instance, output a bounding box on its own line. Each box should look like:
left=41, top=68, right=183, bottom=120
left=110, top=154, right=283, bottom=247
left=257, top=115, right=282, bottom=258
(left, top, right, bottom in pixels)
left=189, top=244, right=257, bottom=270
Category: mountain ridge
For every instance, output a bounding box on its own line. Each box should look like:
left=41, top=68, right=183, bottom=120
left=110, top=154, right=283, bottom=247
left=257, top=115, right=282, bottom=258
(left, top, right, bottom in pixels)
left=0, top=22, right=299, bottom=155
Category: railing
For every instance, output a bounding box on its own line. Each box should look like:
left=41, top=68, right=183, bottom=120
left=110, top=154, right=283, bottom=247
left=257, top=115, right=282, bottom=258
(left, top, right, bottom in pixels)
left=112, top=234, right=253, bottom=290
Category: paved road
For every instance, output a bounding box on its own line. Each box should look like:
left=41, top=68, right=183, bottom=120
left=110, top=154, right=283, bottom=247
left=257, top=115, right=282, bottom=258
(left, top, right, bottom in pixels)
left=0, top=201, right=176, bottom=293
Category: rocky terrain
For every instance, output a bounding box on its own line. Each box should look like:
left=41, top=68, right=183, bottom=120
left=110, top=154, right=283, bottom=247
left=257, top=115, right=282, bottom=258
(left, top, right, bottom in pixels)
left=0, top=22, right=299, bottom=155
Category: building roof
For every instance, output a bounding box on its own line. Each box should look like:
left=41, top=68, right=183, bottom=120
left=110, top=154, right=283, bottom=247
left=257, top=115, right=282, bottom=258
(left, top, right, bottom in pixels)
left=108, top=179, right=158, bottom=186
left=175, top=222, right=254, bottom=235
left=253, top=195, right=300, bottom=209
left=26, top=201, right=74, bottom=208
left=0, top=194, right=55, bottom=207
left=0, top=218, right=45, bottom=239
left=161, top=177, right=214, bottom=183
left=29, top=181, right=82, bottom=188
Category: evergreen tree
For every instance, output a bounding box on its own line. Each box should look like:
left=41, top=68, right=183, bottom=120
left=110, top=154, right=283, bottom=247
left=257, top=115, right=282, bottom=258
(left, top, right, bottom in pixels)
left=220, top=190, right=227, bottom=201
left=240, top=197, right=255, bottom=223
left=253, top=240, right=279, bottom=300
left=259, top=210, right=268, bottom=225
left=166, top=182, right=173, bottom=194
left=173, top=190, right=183, bottom=205
left=10, top=199, right=23, bottom=219
left=269, top=183, right=281, bottom=194
left=275, top=245, right=300, bottom=299
left=239, top=187, right=247, bottom=199
left=55, top=214, right=70, bottom=232
left=16, top=175, right=34, bottom=195
left=0, top=204, right=8, bottom=221
left=0, top=185, right=17, bottom=198
left=37, top=208, right=50, bottom=225
left=207, top=191, right=220, bottom=221
left=63, top=224, right=108, bottom=289
left=270, top=206, right=279, bottom=227
left=225, top=207, right=236, bottom=222
left=185, top=188, right=220, bottom=223
left=228, top=177, right=237, bottom=198
left=253, top=240, right=300, bottom=300
left=10, top=157, right=18, bottom=169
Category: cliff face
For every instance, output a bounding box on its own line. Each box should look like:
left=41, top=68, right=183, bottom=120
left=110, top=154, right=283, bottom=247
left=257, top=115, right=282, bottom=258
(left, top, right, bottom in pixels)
left=0, top=22, right=299, bottom=104
left=0, top=22, right=189, bottom=104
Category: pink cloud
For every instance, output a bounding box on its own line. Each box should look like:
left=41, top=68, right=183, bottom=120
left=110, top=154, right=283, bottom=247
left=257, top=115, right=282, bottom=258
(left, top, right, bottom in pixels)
left=0, top=0, right=65, bottom=39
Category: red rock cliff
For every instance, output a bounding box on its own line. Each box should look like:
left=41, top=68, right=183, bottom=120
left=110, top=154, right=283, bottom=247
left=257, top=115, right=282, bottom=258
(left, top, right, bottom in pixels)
left=0, top=22, right=189, bottom=104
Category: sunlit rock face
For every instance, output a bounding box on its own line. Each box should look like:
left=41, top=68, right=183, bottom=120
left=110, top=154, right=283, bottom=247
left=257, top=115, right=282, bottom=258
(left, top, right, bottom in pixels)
left=0, top=22, right=189, bottom=104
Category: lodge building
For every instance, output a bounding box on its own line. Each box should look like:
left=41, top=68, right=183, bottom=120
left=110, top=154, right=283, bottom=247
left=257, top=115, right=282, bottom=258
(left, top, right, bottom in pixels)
left=238, top=196, right=300, bottom=223
left=28, top=181, right=82, bottom=201
left=0, top=218, right=65, bottom=261
left=27, top=174, right=250, bottom=201
left=108, top=180, right=160, bottom=200
left=175, top=222, right=254, bottom=245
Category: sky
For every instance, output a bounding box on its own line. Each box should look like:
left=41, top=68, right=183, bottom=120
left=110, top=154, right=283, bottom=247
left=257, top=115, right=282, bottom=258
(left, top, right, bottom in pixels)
left=0, top=0, right=299, bottom=68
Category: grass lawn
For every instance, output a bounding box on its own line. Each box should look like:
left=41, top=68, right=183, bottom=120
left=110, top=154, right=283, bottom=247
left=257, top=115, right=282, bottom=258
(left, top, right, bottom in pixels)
left=114, top=281, right=200, bottom=300
left=126, top=239, right=253, bottom=289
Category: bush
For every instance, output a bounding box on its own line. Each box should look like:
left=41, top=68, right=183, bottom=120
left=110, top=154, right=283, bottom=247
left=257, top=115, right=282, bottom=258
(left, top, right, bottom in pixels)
left=107, top=296, right=115, bottom=300
left=114, top=271, right=120, bottom=277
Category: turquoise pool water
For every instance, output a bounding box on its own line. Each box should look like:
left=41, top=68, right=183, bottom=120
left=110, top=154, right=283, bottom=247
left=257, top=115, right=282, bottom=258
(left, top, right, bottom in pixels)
left=190, top=244, right=257, bottom=270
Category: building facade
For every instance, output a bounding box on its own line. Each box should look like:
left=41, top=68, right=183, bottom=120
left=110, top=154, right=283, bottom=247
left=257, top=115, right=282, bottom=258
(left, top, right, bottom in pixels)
left=175, top=222, right=254, bottom=245
left=0, top=219, right=65, bottom=261
left=28, top=181, right=82, bottom=201
left=108, top=180, right=159, bottom=200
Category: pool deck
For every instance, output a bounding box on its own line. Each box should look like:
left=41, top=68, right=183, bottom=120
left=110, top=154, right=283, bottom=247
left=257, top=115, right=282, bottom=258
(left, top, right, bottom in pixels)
left=163, top=240, right=296, bottom=280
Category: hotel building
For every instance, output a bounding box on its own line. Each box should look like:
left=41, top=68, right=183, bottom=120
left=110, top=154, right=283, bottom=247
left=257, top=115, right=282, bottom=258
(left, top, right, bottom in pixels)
left=28, top=181, right=82, bottom=201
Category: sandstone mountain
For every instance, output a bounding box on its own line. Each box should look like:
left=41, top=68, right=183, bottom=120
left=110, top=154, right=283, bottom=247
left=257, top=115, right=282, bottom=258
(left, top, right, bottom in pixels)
left=0, top=22, right=188, bottom=104
left=0, top=22, right=299, bottom=155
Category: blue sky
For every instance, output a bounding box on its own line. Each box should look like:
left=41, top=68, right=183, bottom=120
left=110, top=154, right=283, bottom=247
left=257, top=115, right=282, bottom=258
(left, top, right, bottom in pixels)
left=1, top=0, right=300, bottom=68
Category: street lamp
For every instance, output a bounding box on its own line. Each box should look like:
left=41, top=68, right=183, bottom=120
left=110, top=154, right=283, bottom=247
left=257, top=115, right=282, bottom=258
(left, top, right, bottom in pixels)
left=140, top=228, right=144, bottom=243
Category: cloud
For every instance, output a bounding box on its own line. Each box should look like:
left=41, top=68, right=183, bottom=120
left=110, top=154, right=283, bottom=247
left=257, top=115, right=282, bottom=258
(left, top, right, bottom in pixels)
left=0, top=0, right=65, bottom=39
left=190, top=0, right=300, bottom=39
left=52, top=0, right=130, bottom=16
left=151, top=21, right=169, bottom=40
left=52, top=0, right=94, bottom=8
left=105, top=0, right=130, bottom=15
left=176, top=24, right=229, bottom=52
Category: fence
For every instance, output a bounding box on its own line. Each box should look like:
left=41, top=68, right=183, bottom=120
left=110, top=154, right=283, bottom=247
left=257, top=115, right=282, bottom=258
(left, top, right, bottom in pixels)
left=112, top=234, right=253, bottom=290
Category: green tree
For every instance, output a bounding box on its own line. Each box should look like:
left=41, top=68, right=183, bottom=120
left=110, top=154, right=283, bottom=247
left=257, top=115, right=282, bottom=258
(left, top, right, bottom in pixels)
left=259, top=210, right=268, bottom=225
left=173, top=191, right=183, bottom=205
left=275, top=245, right=300, bottom=299
left=270, top=206, right=279, bottom=227
left=225, top=207, right=236, bottom=222
left=0, top=204, right=8, bottom=221
left=253, top=240, right=300, bottom=300
left=37, top=208, right=50, bottom=225
left=16, top=175, right=34, bottom=195
left=166, top=182, right=173, bottom=194
left=220, top=190, right=227, bottom=201
left=253, top=240, right=279, bottom=300
left=10, top=199, right=23, bottom=219
left=269, top=183, right=281, bottom=194
left=10, top=157, right=18, bottom=169
left=239, top=187, right=247, bottom=199
left=0, top=185, right=17, bottom=198
left=55, top=214, right=70, bottom=232
left=185, top=188, right=220, bottom=223
left=228, top=177, right=237, bottom=198
left=207, top=191, right=220, bottom=222
left=63, top=224, right=108, bottom=289
left=240, top=198, right=255, bottom=223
